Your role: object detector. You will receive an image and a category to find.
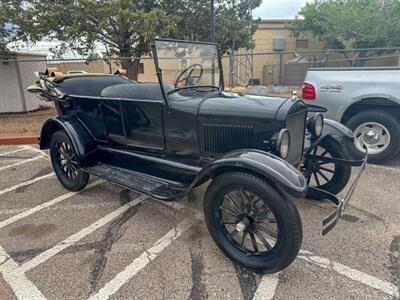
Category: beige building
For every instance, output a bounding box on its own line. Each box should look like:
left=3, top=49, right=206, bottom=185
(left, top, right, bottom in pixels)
left=253, top=19, right=323, bottom=53
left=230, top=19, right=325, bottom=86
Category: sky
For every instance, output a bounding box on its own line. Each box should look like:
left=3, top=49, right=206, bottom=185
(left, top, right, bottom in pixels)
left=253, top=0, right=309, bottom=19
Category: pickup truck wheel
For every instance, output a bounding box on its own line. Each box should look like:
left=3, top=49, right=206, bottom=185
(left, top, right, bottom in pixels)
left=204, top=172, right=302, bottom=273
left=345, top=110, right=400, bottom=164
left=50, top=130, right=89, bottom=191
left=304, top=137, right=351, bottom=198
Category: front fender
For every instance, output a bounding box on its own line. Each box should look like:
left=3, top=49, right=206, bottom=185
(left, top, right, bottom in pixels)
left=192, top=149, right=307, bottom=198
left=304, top=118, right=354, bottom=156
left=40, top=117, right=95, bottom=160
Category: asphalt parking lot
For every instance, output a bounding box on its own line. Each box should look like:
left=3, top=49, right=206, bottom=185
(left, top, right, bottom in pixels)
left=0, top=144, right=399, bottom=300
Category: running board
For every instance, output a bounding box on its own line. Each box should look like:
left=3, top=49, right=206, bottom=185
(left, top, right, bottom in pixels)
left=82, top=163, right=188, bottom=200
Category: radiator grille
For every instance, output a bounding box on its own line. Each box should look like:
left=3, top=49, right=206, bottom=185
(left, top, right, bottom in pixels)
left=285, top=109, right=306, bottom=165
left=202, top=123, right=254, bottom=153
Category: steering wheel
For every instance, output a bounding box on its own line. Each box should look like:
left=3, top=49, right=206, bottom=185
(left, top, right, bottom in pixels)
left=174, top=64, right=203, bottom=88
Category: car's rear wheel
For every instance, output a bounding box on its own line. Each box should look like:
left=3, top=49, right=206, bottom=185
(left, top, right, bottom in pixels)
left=50, top=130, right=89, bottom=191
left=304, top=137, right=351, bottom=198
left=204, top=172, right=302, bottom=273
left=345, top=110, right=400, bottom=164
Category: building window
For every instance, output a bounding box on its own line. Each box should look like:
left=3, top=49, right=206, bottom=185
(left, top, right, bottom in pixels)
left=296, top=39, right=309, bottom=49
left=273, top=39, right=285, bottom=51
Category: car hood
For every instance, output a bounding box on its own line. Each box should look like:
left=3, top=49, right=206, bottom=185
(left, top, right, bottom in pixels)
left=198, top=92, right=289, bottom=120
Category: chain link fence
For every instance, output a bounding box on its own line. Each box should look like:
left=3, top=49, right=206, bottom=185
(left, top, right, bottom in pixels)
left=1, top=48, right=399, bottom=113
left=223, top=48, right=400, bottom=87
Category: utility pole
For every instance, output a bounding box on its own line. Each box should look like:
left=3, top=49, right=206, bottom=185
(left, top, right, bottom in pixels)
left=211, top=0, right=216, bottom=86
left=381, top=0, right=390, bottom=11
left=211, top=0, right=215, bottom=42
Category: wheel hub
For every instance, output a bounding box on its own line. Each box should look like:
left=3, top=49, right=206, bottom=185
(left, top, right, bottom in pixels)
left=218, top=188, right=279, bottom=255
left=235, top=216, right=252, bottom=232
left=363, top=130, right=380, bottom=145
left=354, top=122, right=391, bottom=154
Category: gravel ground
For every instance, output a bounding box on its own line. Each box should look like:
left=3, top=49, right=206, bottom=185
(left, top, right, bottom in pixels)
left=0, top=144, right=399, bottom=300
left=0, top=107, right=56, bottom=135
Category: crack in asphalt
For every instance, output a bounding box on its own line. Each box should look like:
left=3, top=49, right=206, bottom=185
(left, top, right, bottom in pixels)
left=233, top=263, right=259, bottom=300
left=188, top=242, right=207, bottom=300
left=88, top=189, right=140, bottom=292
left=388, top=235, right=400, bottom=300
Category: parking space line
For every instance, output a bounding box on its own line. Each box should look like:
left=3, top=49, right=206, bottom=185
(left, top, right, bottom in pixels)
left=298, top=250, right=399, bottom=298
left=0, top=146, right=29, bottom=157
left=24, top=146, right=48, bottom=157
left=253, top=272, right=280, bottom=300
left=0, top=172, right=55, bottom=196
left=0, top=244, right=46, bottom=299
left=18, top=194, right=148, bottom=273
left=0, top=201, right=120, bottom=216
left=88, top=216, right=197, bottom=300
left=0, top=180, right=104, bottom=230
left=0, top=155, right=46, bottom=172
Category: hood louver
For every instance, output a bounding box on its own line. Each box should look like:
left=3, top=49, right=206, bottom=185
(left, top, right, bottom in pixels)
left=202, top=123, right=254, bottom=154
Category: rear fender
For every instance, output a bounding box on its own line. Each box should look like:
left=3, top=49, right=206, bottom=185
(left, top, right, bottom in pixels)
left=192, top=149, right=307, bottom=198
left=40, top=117, right=95, bottom=160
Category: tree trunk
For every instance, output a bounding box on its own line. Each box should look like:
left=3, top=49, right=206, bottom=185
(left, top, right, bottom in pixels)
left=352, top=50, right=368, bottom=67
left=120, top=56, right=142, bottom=81
left=120, top=58, right=141, bottom=81
left=119, top=43, right=146, bottom=81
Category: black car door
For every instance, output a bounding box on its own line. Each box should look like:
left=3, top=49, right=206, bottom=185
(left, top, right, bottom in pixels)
left=121, top=100, right=165, bottom=150
left=100, top=99, right=126, bottom=144
left=101, top=98, right=165, bottom=150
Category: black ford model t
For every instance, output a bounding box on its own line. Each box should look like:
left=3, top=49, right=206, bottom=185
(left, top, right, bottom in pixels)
left=28, top=39, right=366, bottom=273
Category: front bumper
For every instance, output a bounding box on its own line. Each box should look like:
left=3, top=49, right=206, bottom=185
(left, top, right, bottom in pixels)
left=307, top=152, right=368, bottom=235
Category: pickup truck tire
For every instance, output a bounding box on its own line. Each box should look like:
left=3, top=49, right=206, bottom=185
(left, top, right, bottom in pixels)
left=204, top=172, right=302, bottom=273
left=50, top=130, right=89, bottom=191
left=345, top=110, right=400, bottom=164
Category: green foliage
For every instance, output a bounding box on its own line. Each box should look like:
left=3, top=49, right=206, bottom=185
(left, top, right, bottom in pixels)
left=162, top=0, right=261, bottom=53
left=1, top=0, right=260, bottom=78
left=288, top=0, right=400, bottom=65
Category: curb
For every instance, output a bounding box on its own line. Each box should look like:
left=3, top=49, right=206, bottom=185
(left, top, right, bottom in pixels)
left=0, top=134, right=39, bottom=145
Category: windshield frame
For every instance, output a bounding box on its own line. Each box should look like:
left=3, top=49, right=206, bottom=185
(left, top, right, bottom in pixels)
left=151, top=38, right=224, bottom=102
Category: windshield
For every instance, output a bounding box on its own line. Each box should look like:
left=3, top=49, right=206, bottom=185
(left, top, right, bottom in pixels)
left=154, top=39, right=221, bottom=91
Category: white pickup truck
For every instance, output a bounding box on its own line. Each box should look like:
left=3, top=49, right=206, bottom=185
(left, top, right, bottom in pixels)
left=303, top=67, right=400, bottom=164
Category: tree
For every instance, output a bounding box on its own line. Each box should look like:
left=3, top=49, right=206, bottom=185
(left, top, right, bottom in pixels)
left=1, top=0, right=261, bottom=79
left=162, top=0, right=261, bottom=53
left=288, top=0, right=400, bottom=66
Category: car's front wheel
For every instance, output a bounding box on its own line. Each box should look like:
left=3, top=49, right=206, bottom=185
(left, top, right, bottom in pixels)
left=204, top=172, right=302, bottom=273
left=345, top=110, right=400, bottom=164
left=303, top=137, right=351, bottom=198
left=50, top=130, right=89, bottom=191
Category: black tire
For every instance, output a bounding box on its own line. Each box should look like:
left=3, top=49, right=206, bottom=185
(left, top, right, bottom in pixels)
left=203, top=172, right=302, bottom=273
left=305, top=137, right=351, bottom=198
left=345, top=110, right=400, bottom=164
left=50, top=130, right=89, bottom=191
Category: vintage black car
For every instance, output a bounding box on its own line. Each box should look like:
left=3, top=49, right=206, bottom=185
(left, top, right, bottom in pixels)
left=28, top=39, right=366, bottom=273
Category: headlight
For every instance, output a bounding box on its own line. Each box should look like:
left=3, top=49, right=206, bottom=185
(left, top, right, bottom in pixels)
left=307, top=113, right=324, bottom=137
left=315, top=113, right=324, bottom=136
left=276, top=129, right=290, bottom=159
